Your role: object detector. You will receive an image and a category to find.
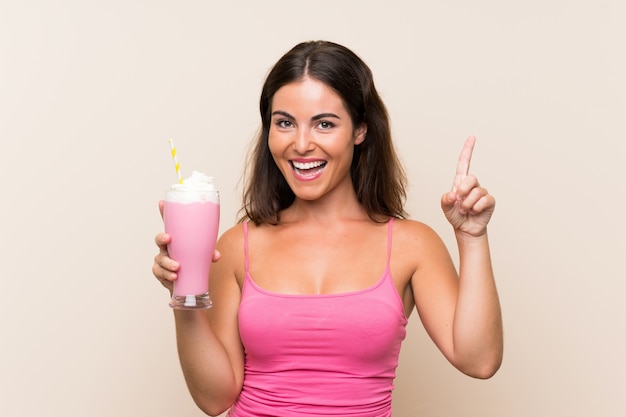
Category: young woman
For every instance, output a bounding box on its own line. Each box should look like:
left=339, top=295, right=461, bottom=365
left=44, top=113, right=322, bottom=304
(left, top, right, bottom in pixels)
left=152, top=40, right=503, bottom=417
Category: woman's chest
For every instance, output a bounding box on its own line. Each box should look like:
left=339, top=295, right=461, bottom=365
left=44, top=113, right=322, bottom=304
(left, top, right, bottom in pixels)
left=248, top=231, right=388, bottom=295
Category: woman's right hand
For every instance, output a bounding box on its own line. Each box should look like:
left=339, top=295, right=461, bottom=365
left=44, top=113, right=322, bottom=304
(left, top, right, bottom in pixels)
left=152, top=200, right=179, bottom=294
left=152, top=231, right=179, bottom=294
left=152, top=200, right=221, bottom=294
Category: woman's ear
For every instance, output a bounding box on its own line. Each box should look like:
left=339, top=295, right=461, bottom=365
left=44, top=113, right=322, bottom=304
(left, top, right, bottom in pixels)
left=354, top=123, right=367, bottom=145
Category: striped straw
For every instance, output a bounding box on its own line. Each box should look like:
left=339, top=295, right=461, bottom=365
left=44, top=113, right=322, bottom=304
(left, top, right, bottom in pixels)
left=168, top=138, right=183, bottom=184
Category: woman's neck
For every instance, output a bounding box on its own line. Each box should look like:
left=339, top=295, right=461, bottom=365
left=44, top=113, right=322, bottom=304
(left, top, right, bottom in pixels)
left=280, top=192, right=369, bottom=224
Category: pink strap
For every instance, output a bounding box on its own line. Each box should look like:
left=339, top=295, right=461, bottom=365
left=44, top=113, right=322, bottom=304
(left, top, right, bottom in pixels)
left=243, top=221, right=249, bottom=273
left=386, top=218, right=394, bottom=267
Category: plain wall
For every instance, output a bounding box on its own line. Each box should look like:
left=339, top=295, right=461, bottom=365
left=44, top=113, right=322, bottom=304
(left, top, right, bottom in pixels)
left=1, top=1, right=624, bottom=416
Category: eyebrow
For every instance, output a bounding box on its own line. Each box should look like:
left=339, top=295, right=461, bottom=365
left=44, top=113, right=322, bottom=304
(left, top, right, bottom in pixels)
left=271, top=110, right=341, bottom=121
left=312, top=113, right=341, bottom=121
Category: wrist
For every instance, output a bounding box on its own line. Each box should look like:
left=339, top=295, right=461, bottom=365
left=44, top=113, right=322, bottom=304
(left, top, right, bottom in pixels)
left=455, top=228, right=489, bottom=246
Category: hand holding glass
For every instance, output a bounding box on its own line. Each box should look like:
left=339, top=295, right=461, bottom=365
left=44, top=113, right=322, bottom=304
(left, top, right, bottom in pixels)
left=163, top=171, right=220, bottom=309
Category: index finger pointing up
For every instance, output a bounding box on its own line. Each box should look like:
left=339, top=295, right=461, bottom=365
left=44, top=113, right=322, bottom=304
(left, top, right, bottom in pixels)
left=452, top=135, right=476, bottom=192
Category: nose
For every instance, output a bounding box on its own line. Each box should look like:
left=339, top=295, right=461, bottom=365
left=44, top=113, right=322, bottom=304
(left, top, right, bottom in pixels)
left=293, top=128, right=314, bottom=154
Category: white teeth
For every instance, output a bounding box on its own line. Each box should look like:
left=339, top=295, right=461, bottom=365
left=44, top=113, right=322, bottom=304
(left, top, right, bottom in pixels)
left=292, top=160, right=325, bottom=170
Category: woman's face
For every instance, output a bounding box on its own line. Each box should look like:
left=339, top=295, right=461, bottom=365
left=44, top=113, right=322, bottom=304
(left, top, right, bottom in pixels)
left=268, top=77, right=366, bottom=202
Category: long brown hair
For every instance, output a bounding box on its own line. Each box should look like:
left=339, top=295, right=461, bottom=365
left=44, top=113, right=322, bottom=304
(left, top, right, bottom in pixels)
left=240, top=40, right=408, bottom=225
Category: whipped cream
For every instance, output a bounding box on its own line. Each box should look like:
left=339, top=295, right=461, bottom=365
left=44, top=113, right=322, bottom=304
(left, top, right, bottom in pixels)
left=167, top=171, right=219, bottom=204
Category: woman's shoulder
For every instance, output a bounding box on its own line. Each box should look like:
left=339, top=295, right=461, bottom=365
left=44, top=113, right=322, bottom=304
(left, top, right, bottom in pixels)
left=390, top=218, right=453, bottom=280
left=218, top=221, right=245, bottom=240
left=392, top=217, right=447, bottom=248
left=393, top=217, right=439, bottom=235
left=216, top=222, right=246, bottom=257
left=216, top=221, right=276, bottom=252
left=213, top=223, right=247, bottom=286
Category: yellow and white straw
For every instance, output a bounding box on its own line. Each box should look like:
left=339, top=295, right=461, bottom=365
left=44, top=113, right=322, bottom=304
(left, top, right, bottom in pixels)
left=168, top=138, right=183, bottom=184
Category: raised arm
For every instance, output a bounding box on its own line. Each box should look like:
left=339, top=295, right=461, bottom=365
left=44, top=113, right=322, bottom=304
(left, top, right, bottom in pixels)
left=410, top=136, right=503, bottom=379
left=442, top=136, right=502, bottom=377
left=152, top=207, right=245, bottom=415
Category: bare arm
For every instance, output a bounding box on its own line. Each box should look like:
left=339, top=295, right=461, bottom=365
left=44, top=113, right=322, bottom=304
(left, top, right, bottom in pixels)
left=450, top=230, right=502, bottom=378
left=153, top=213, right=245, bottom=415
left=411, top=137, right=503, bottom=378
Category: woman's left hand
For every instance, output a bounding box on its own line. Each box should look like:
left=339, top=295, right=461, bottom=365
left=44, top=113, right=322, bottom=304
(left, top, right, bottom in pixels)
left=441, top=136, right=495, bottom=237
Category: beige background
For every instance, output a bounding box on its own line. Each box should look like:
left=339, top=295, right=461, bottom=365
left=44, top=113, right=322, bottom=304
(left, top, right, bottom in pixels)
left=1, top=1, right=624, bottom=416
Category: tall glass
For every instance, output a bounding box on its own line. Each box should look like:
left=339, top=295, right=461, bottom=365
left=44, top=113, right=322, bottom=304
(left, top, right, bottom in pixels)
left=163, top=171, right=220, bottom=309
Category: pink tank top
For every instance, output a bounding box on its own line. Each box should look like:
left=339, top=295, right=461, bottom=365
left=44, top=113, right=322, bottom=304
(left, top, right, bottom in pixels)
left=228, top=219, right=408, bottom=417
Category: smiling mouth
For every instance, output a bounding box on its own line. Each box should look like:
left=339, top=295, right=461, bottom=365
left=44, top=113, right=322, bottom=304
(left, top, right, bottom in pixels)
left=290, top=160, right=327, bottom=177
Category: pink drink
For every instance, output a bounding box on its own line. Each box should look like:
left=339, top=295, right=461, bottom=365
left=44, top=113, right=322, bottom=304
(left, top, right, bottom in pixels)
left=163, top=171, right=219, bottom=309
left=165, top=200, right=219, bottom=294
